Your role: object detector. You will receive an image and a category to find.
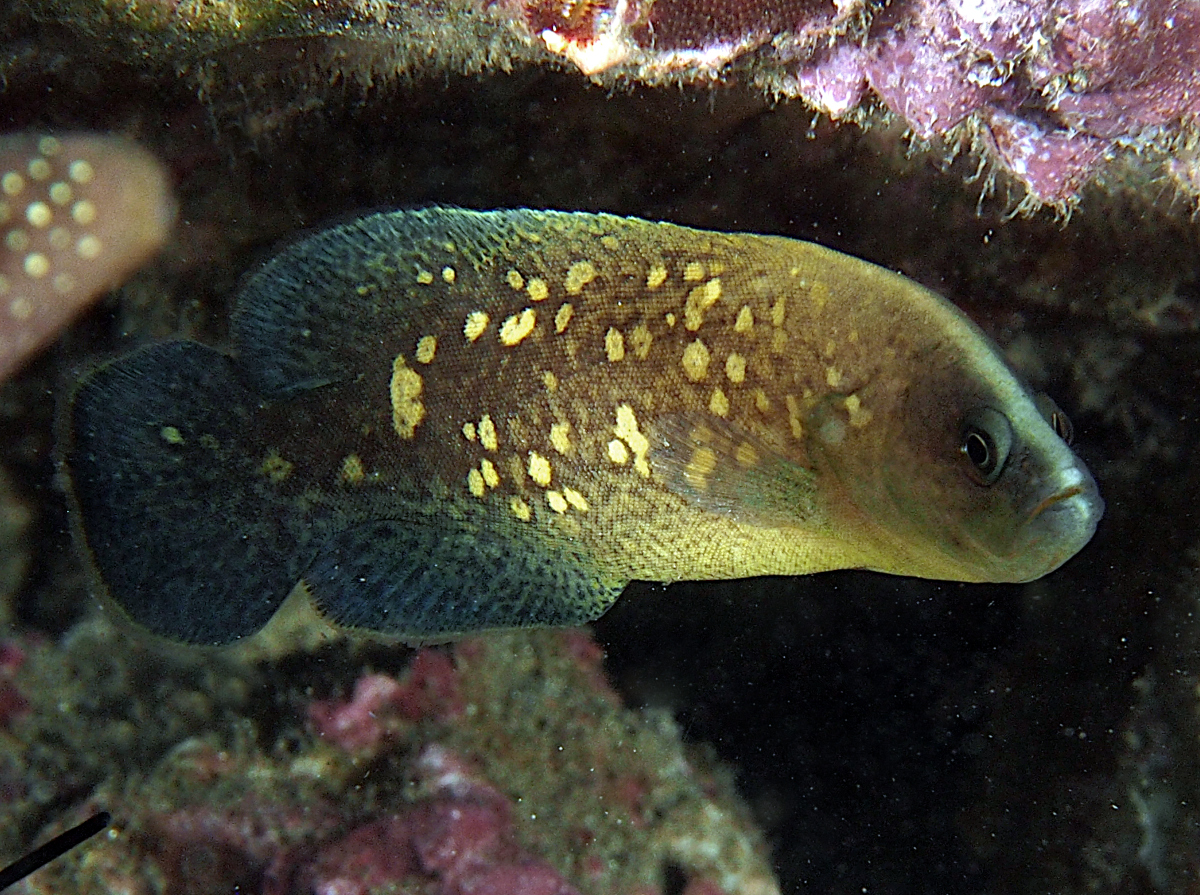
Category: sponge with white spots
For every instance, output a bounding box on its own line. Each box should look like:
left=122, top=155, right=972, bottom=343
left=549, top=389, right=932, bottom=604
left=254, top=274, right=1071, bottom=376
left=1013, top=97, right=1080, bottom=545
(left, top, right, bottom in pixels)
left=0, top=133, right=175, bottom=381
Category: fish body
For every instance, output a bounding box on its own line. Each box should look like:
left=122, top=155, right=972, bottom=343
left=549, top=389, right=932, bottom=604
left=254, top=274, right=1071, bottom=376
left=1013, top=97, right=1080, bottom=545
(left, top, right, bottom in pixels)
left=66, top=208, right=1103, bottom=644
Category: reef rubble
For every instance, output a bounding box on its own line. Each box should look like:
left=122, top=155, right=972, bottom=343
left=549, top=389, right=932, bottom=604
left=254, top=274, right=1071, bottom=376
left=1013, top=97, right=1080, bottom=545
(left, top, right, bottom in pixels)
left=0, top=621, right=778, bottom=895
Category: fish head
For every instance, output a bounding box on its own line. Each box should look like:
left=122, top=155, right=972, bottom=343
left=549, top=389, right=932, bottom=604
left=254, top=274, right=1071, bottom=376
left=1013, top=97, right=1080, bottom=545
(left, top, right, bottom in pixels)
left=807, top=334, right=1103, bottom=584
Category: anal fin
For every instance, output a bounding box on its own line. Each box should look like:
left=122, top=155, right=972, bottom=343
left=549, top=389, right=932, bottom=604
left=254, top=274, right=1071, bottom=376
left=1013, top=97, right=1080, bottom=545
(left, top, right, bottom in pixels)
left=302, top=513, right=624, bottom=640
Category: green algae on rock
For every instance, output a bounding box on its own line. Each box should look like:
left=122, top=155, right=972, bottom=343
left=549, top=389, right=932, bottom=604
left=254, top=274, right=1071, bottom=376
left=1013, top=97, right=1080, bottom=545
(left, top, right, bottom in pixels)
left=66, top=208, right=1102, bottom=645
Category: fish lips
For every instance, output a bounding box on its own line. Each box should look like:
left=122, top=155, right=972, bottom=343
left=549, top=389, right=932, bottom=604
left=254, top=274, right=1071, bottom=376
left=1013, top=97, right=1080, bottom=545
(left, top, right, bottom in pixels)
left=1011, top=461, right=1105, bottom=579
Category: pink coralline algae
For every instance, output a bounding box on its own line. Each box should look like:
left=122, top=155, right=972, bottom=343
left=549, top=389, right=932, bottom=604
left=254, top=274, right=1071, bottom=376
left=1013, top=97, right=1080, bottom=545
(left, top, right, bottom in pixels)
left=515, top=0, right=1200, bottom=206
left=296, top=745, right=581, bottom=895
left=308, top=650, right=464, bottom=750
left=0, top=133, right=175, bottom=382
left=0, top=640, right=28, bottom=727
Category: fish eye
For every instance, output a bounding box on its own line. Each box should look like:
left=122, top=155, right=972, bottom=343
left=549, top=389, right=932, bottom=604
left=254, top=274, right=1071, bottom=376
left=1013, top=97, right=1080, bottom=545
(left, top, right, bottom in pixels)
left=959, top=407, right=1013, bottom=486
left=1034, top=393, right=1074, bottom=444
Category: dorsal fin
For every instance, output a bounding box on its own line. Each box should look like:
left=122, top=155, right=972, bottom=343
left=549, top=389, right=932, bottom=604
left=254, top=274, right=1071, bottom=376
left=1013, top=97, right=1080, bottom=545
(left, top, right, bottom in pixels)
left=230, top=208, right=565, bottom=396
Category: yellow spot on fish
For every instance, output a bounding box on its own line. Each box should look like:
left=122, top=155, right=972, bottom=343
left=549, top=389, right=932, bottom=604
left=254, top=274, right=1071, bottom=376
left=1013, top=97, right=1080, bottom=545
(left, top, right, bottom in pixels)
left=505, top=455, right=526, bottom=488
left=554, top=302, right=573, bottom=334
left=506, top=269, right=525, bottom=290
left=261, top=449, right=293, bottom=483
left=416, top=269, right=435, bottom=285
left=646, top=264, right=667, bottom=289
left=607, top=438, right=629, bottom=465
left=160, top=426, right=184, bottom=445
left=479, top=415, right=498, bottom=451
left=786, top=394, right=804, bottom=440
left=564, top=260, right=597, bottom=295
left=684, top=278, right=722, bottom=331
left=849, top=329, right=860, bottom=343
left=542, top=370, right=559, bottom=392
left=27, top=158, right=50, bottom=181
left=629, top=323, right=652, bottom=359
left=771, top=296, right=787, bottom=327
left=825, top=367, right=842, bottom=388
left=735, top=442, right=758, bottom=467
left=48, top=182, right=71, bottom=205
left=2, top=173, right=23, bottom=196
left=550, top=421, right=572, bottom=455
left=527, top=278, right=549, bottom=302
left=681, top=339, right=711, bottom=382
left=665, top=312, right=676, bottom=328
left=442, top=266, right=456, bottom=284
left=464, top=310, right=489, bottom=342
left=605, top=327, right=625, bottom=362
left=463, top=422, right=477, bottom=441
left=811, top=280, right=829, bottom=309
left=468, top=468, right=486, bottom=498
left=546, top=490, right=569, bottom=513
left=480, top=458, right=501, bottom=488
left=528, top=451, right=553, bottom=487
left=725, top=352, right=746, bottom=383
left=845, top=393, right=873, bottom=428
left=415, top=335, right=437, bottom=364
left=563, top=487, right=589, bottom=512
left=683, top=261, right=705, bottom=282
left=823, top=339, right=836, bottom=358
left=390, top=355, right=425, bottom=439
left=510, top=496, right=532, bottom=522
left=684, top=446, right=718, bottom=490
left=499, top=308, right=536, bottom=346
left=754, top=389, right=771, bottom=413
left=613, top=404, right=650, bottom=477
left=341, top=454, right=365, bottom=484
left=709, top=388, right=729, bottom=418
left=734, top=305, right=754, bottom=334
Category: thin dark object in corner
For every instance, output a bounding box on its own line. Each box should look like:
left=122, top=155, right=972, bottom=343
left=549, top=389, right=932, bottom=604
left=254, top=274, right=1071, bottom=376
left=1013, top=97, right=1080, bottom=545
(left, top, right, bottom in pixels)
left=0, top=811, right=111, bottom=891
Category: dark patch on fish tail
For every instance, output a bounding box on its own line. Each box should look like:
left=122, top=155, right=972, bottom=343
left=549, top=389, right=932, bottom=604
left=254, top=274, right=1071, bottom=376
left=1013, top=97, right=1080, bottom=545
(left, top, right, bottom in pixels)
left=67, top=341, right=317, bottom=644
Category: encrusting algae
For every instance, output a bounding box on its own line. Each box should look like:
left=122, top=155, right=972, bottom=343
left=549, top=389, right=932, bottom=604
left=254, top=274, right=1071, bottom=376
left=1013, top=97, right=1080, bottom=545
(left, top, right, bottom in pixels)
left=65, top=208, right=1102, bottom=645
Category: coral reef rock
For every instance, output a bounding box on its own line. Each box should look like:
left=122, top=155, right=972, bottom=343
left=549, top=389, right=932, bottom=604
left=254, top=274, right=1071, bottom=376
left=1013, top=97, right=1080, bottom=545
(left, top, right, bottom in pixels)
left=0, top=623, right=778, bottom=895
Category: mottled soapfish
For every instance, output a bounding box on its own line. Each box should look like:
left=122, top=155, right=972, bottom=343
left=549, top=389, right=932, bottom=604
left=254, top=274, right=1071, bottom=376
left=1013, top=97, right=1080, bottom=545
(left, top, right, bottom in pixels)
left=66, top=208, right=1103, bottom=644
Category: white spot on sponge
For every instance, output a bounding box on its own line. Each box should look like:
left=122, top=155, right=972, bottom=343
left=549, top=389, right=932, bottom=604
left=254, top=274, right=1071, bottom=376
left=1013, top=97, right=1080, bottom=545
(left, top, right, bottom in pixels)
left=0, top=132, right=175, bottom=382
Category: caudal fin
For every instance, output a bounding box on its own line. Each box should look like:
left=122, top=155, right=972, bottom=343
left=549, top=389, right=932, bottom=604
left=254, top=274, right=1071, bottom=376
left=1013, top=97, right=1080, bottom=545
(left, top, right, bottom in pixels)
left=67, top=341, right=311, bottom=644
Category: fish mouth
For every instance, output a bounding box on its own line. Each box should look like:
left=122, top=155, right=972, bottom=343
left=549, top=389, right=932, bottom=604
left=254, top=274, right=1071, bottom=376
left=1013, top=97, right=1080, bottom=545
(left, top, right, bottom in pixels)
left=1010, top=465, right=1104, bottom=580
left=1025, top=483, right=1087, bottom=524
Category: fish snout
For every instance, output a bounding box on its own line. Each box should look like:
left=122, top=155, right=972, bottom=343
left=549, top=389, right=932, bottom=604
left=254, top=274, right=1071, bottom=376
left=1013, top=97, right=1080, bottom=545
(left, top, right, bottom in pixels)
left=1017, top=462, right=1104, bottom=576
